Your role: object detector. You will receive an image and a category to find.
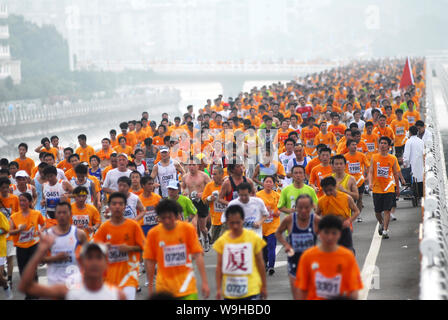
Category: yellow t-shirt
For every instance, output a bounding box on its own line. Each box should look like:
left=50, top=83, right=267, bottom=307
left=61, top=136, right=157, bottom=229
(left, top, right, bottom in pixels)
left=0, top=212, right=10, bottom=257
left=213, top=229, right=266, bottom=299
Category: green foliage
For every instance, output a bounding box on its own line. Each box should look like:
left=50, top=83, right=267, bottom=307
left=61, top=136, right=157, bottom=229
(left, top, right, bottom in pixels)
left=0, top=15, right=154, bottom=103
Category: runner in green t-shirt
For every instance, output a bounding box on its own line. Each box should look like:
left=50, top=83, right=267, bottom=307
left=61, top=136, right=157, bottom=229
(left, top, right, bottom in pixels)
left=278, top=165, right=318, bottom=214
left=166, top=180, right=197, bottom=221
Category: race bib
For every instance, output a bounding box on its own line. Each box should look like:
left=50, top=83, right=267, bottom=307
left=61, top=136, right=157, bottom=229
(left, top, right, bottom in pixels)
left=396, top=127, right=405, bottom=136
left=348, top=162, right=361, bottom=174
left=376, top=165, right=389, bottom=178
left=0, top=207, right=11, bottom=219
left=366, top=143, right=375, bottom=152
left=407, top=116, right=415, bottom=124
left=214, top=201, right=227, bottom=213
left=163, top=244, right=187, bottom=267
left=224, top=276, right=248, bottom=298
left=291, top=233, right=315, bottom=252
left=108, top=245, right=129, bottom=263
left=243, top=216, right=257, bottom=230
left=18, top=227, right=34, bottom=243
left=264, top=210, right=275, bottom=224
left=222, top=243, right=253, bottom=275
left=143, top=206, right=158, bottom=226
left=315, top=272, right=342, bottom=299
left=146, top=158, right=155, bottom=171
left=124, top=205, right=136, bottom=219
left=51, top=250, right=74, bottom=265
left=72, top=215, right=89, bottom=229
left=306, top=140, right=315, bottom=148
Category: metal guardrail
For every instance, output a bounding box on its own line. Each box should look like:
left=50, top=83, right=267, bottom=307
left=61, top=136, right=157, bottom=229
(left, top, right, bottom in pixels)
left=0, top=89, right=181, bottom=127
left=419, top=59, right=448, bottom=300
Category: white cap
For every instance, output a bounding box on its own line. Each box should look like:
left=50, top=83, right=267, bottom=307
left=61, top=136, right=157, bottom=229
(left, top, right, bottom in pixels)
left=167, top=180, right=179, bottom=190
left=15, top=170, right=29, bottom=178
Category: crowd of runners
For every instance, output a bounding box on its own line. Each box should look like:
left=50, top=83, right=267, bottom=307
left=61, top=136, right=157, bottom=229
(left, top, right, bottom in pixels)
left=0, top=58, right=428, bottom=300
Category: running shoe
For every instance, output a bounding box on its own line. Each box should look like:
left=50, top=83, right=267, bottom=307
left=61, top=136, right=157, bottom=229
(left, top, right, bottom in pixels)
left=137, top=286, right=142, bottom=293
left=391, top=213, right=397, bottom=221
left=382, top=230, right=389, bottom=239
left=268, top=268, right=275, bottom=276
left=378, top=224, right=384, bottom=236
left=3, top=286, right=13, bottom=300
left=357, top=217, right=363, bottom=223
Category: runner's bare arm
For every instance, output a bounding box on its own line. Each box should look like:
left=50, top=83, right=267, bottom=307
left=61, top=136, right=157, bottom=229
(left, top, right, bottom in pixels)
left=275, top=215, right=293, bottom=253
left=145, top=259, right=157, bottom=296
left=347, top=195, right=360, bottom=225
left=34, top=145, right=44, bottom=154
left=192, top=252, right=210, bottom=299
left=215, top=253, right=223, bottom=300
left=296, top=289, right=307, bottom=300
left=31, top=185, right=38, bottom=208
left=392, top=161, right=401, bottom=196
left=149, top=164, right=158, bottom=180
left=134, top=199, right=145, bottom=221
left=175, top=161, right=185, bottom=176
left=255, top=251, right=267, bottom=299
left=18, top=234, right=68, bottom=299
left=279, top=206, right=295, bottom=214
left=251, top=165, right=262, bottom=186
left=368, top=158, right=374, bottom=190
left=76, top=228, right=88, bottom=245
left=347, top=177, right=359, bottom=201
left=218, top=179, right=230, bottom=206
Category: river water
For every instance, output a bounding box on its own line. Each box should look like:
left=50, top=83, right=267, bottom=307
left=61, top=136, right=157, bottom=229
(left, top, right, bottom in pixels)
left=20, top=80, right=285, bottom=162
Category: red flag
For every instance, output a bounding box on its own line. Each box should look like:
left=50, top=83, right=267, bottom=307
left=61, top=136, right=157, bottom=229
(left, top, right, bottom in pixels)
left=399, top=57, right=415, bottom=89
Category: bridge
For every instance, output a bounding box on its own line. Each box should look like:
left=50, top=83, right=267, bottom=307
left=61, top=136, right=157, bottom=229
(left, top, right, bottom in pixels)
left=83, top=61, right=336, bottom=97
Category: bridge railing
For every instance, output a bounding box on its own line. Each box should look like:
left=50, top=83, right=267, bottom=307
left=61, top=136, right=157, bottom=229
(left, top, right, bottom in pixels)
left=0, top=89, right=181, bottom=128
left=419, top=59, right=448, bottom=300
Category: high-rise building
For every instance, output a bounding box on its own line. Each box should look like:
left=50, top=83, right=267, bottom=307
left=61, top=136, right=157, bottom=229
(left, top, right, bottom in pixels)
left=0, top=3, right=21, bottom=84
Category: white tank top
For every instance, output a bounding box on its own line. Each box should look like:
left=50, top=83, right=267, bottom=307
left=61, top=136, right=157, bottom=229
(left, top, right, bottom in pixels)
left=157, top=159, right=177, bottom=198
left=69, top=177, right=95, bottom=205
left=66, top=283, right=120, bottom=300
left=43, top=180, right=66, bottom=219
left=46, top=226, right=79, bottom=285
left=11, top=184, right=33, bottom=197
left=124, top=193, right=139, bottom=219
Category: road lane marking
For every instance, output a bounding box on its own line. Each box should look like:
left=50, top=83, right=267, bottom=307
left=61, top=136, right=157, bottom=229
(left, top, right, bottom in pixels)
left=359, top=222, right=382, bottom=300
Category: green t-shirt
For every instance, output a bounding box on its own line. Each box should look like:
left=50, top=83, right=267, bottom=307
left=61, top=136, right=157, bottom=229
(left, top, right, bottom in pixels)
left=171, top=195, right=197, bottom=220
left=399, top=102, right=408, bottom=112
left=277, top=183, right=318, bottom=210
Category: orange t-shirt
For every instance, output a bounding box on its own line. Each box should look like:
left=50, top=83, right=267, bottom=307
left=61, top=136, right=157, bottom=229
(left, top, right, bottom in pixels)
left=278, top=128, right=294, bottom=145
left=152, top=136, right=164, bottom=147
left=14, top=157, right=35, bottom=176
left=70, top=203, right=101, bottom=240
left=143, top=221, right=203, bottom=298
left=305, top=157, right=321, bottom=177
left=373, top=126, right=395, bottom=142
left=117, top=133, right=137, bottom=148
left=113, top=145, right=133, bottom=156
left=56, top=159, right=72, bottom=172
left=344, top=152, right=369, bottom=187
left=110, top=138, right=119, bottom=148
left=94, top=219, right=145, bottom=289
left=390, top=119, right=410, bottom=147
left=318, top=191, right=351, bottom=220
left=301, top=126, right=320, bottom=157
left=75, top=146, right=96, bottom=163
left=403, top=110, right=421, bottom=126
left=96, top=149, right=114, bottom=162
left=295, top=246, right=363, bottom=300
left=371, top=153, right=399, bottom=194
left=328, top=124, right=347, bottom=137
left=135, top=130, right=147, bottom=144
left=39, top=147, right=59, bottom=161
left=138, top=192, right=162, bottom=226
left=309, top=164, right=333, bottom=197
left=10, top=210, right=45, bottom=248
left=314, top=132, right=337, bottom=151
left=256, top=190, right=281, bottom=237
left=201, top=182, right=225, bottom=226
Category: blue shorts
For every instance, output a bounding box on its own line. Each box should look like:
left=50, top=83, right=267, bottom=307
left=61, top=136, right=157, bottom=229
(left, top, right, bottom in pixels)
left=142, top=225, right=156, bottom=236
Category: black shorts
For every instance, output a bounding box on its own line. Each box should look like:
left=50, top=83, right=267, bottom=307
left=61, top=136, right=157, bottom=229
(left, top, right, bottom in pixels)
left=395, top=146, right=405, bottom=158
left=357, top=183, right=365, bottom=196
left=193, top=199, right=209, bottom=218
left=338, top=227, right=353, bottom=252
left=287, top=252, right=303, bottom=278
left=373, top=193, right=396, bottom=213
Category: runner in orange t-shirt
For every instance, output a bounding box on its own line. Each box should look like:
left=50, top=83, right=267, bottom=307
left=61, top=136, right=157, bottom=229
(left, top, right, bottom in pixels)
left=143, top=199, right=209, bottom=300
left=295, top=215, right=363, bottom=300
left=202, top=166, right=226, bottom=243
left=135, top=176, right=162, bottom=237
left=314, top=122, right=337, bottom=151
left=94, top=193, right=145, bottom=300
left=14, top=143, right=35, bottom=176
left=301, top=117, right=320, bottom=158
left=309, top=147, right=333, bottom=197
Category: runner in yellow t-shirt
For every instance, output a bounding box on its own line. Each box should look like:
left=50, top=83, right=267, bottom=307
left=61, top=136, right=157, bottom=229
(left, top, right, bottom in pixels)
left=213, top=204, right=267, bottom=300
